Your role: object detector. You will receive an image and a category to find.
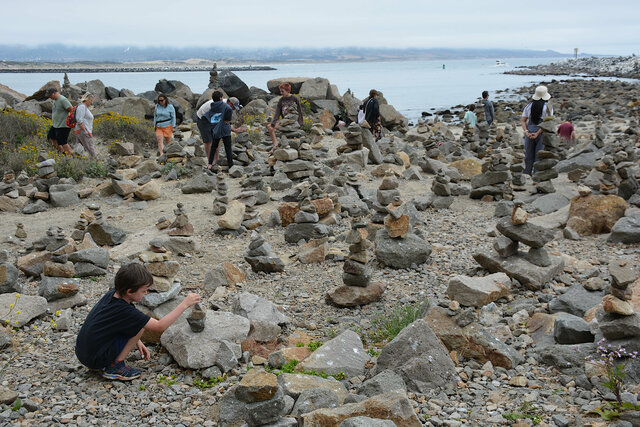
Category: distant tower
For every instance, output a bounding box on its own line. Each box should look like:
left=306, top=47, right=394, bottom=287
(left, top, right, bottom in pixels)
left=574, top=48, right=578, bottom=59
left=208, top=63, right=218, bottom=89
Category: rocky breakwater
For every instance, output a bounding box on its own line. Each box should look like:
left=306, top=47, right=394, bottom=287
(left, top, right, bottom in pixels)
left=474, top=204, right=564, bottom=290
left=506, top=55, right=640, bottom=79
left=326, top=219, right=385, bottom=307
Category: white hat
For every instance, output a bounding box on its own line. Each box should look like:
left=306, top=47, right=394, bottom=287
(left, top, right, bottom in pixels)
left=532, top=85, right=551, bottom=101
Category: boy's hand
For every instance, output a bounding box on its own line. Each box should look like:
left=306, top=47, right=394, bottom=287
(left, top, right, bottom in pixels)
left=183, top=293, right=201, bottom=308
left=137, top=340, right=151, bottom=360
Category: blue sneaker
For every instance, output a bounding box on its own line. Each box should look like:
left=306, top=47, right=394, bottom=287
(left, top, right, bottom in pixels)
left=103, top=361, right=141, bottom=381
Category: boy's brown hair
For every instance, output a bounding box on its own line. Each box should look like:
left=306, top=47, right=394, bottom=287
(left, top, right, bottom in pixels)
left=114, top=263, right=153, bottom=295
left=278, top=82, right=291, bottom=92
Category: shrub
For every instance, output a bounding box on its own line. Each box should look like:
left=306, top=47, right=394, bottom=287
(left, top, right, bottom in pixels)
left=238, top=111, right=267, bottom=127
left=54, top=156, right=109, bottom=181
left=0, top=109, right=50, bottom=149
left=360, top=299, right=430, bottom=345
left=294, top=95, right=313, bottom=116
left=94, top=113, right=154, bottom=144
left=302, top=117, right=314, bottom=134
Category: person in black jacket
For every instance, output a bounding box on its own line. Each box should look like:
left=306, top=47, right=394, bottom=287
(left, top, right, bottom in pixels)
left=362, top=89, right=382, bottom=140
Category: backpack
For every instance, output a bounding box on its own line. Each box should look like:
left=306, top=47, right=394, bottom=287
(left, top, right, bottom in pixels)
left=66, top=105, right=78, bottom=128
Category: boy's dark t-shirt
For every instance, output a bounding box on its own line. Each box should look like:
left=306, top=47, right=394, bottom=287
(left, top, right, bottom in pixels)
left=204, top=101, right=233, bottom=139
left=75, top=289, right=150, bottom=369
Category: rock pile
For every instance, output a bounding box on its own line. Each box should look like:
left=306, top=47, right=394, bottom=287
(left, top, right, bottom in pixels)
left=139, top=240, right=181, bottom=307
left=470, top=152, right=512, bottom=200
left=326, top=220, right=385, bottom=307
left=168, top=203, right=193, bottom=237
left=284, top=198, right=330, bottom=244
left=245, top=231, right=285, bottom=273
left=533, top=150, right=559, bottom=194
left=429, top=169, right=454, bottom=209
left=212, top=172, right=228, bottom=215
left=217, top=200, right=247, bottom=236
left=474, top=206, right=564, bottom=290
left=87, top=210, right=127, bottom=246
left=509, top=152, right=526, bottom=189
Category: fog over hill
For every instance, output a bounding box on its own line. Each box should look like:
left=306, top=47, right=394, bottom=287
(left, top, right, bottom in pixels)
left=0, top=45, right=581, bottom=63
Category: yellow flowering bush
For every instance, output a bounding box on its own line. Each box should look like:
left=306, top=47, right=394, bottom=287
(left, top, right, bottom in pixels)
left=94, top=112, right=154, bottom=143
left=238, top=111, right=267, bottom=127
left=0, top=109, right=50, bottom=148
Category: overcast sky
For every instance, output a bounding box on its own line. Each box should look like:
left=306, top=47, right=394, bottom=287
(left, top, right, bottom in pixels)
left=2, top=0, right=638, bottom=55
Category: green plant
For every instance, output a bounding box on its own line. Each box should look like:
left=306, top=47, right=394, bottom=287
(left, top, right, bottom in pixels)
left=11, top=398, right=22, bottom=412
left=247, top=127, right=263, bottom=144
left=193, top=373, right=227, bottom=389
left=162, top=161, right=186, bottom=177
left=296, top=342, right=305, bottom=348
left=502, top=402, right=542, bottom=424
left=307, top=341, right=322, bottom=352
left=84, top=159, right=109, bottom=178
left=138, top=385, right=146, bottom=391
left=367, top=347, right=381, bottom=357
left=301, top=117, right=313, bottom=134
left=0, top=109, right=50, bottom=148
left=295, top=95, right=313, bottom=116
left=327, top=328, right=337, bottom=339
left=360, top=299, right=429, bottom=345
left=94, top=112, right=155, bottom=143
left=157, top=374, right=177, bottom=386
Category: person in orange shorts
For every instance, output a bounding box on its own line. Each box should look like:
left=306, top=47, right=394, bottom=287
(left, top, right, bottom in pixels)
left=153, top=94, right=176, bottom=156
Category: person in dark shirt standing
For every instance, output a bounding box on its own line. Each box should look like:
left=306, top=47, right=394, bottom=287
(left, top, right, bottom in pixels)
left=362, top=89, right=382, bottom=140
left=204, top=91, right=234, bottom=169
left=267, top=82, right=303, bottom=155
left=481, top=90, right=495, bottom=126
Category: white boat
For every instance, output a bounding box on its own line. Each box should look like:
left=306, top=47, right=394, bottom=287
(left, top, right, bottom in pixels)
left=495, top=60, right=507, bottom=66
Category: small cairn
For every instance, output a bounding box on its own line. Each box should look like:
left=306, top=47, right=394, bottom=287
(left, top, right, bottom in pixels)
left=86, top=210, right=127, bottom=246
left=533, top=150, right=559, bottom=194
left=473, top=203, right=564, bottom=290
left=284, top=197, right=330, bottom=244
left=372, top=171, right=400, bottom=223
left=139, top=239, right=181, bottom=308
left=14, top=223, right=27, bottom=239
left=168, top=203, right=194, bottom=236
left=271, top=137, right=317, bottom=183
left=36, top=158, right=56, bottom=179
left=213, top=173, right=229, bottom=215
left=597, top=260, right=639, bottom=341
left=617, top=160, right=639, bottom=201
left=430, top=169, right=454, bottom=209
left=326, top=219, right=385, bottom=307
left=423, top=135, right=440, bottom=159
left=244, top=231, right=285, bottom=273
left=187, top=303, right=206, bottom=332
left=470, top=152, right=512, bottom=200
left=460, top=122, right=478, bottom=151
left=338, top=123, right=363, bottom=153
left=510, top=152, right=527, bottom=189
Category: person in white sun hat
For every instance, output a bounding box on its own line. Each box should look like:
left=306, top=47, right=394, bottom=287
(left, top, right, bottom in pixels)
left=521, top=85, right=553, bottom=176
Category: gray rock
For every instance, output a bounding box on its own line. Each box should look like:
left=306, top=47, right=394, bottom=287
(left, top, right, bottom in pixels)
left=74, top=262, right=107, bottom=277
left=160, top=311, right=250, bottom=370
left=557, top=151, right=601, bottom=173
left=0, top=294, right=48, bottom=327
left=22, top=200, right=49, bottom=214
left=68, top=248, right=109, bottom=268
left=294, top=211, right=319, bottom=223
left=38, top=276, right=80, bottom=301
left=232, top=292, right=288, bottom=325
left=494, top=200, right=514, bottom=217
left=219, top=386, right=285, bottom=427
left=360, top=128, right=382, bottom=164
left=596, top=310, right=640, bottom=340
left=373, top=319, right=456, bottom=392
left=530, top=193, right=570, bottom=215
left=526, top=247, right=551, bottom=267
left=49, top=189, right=79, bottom=207
left=139, top=282, right=182, bottom=308
left=245, top=256, right=285, bottom=273
left=496, top=217, right=556, bottom=248
left=553, top=312, right=595, bottom=344
left=446, top=273, right=511, bottom=307
left=297, top=330, right=368, bottom=378
left=375, top=229, right=431, bottom=269
left=162, top=236, right=197, bottom=255
left=181, top=174, right=216, bottom=194
left=473, top=249, right=564, bottom=291
left=357, top=369, right=406, bottom=397
left=608, top=211, right=640, bottom=244
left=291, top=388, right=340, bottom=416
left=87, top=222, right=127, bottom=246
left=339, top=417, right=397, bottom=427
left=471, top=171, right=510, bottom=188
left=284, top=223, right=329, bottom=243
left=549, top=284, right=605, bottom=317
left=493, top=236, right=518, bottom=257
left=0, top=264, right=20, bottom=294
left=48, top=292, right=88, bottom=311
left=563, top=227, right=581, bottom=240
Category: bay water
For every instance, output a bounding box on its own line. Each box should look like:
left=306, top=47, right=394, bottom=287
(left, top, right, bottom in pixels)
left=1, top=57, right=567, bottom=121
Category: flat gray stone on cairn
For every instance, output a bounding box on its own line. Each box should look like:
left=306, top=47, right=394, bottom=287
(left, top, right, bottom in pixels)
left=138, top=240, right=182, bottom=304
left=284, top=198, right=329, bottom=243
left=326, top=219, right=385, bottom=307
left=510, top=151, right=526, bottom=188
left=595, top=260, right=638, bottom=339
left=375, top=196, right=431, bottom=269
left=533, top=150, right=559, bottom=194
left=87, top=210, right=126, bottom=246
left=372, top=171, right=399, bottom=223
left=372, top=319, right=456, bottom=393
left=187, top=303, right=206, bottom=332
left=245, top=231, right=285, bottom=273
left=474, top=204, right=564, bottom=290
left=212, top=172, right=228, bottom=215
left=297, top=330, right=368, bottom=378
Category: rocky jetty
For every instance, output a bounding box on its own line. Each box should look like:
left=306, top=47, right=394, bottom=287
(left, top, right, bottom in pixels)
left=506, top=55, right=640, bottom=79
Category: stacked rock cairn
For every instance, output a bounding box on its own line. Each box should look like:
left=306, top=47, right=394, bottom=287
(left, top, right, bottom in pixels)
left=245, top=231, right=285, bottom=273
left=187, top=303, right=206, bottom=332
left=470, top=152, right=512, bottom=200
left=597, top=260, right=638, bottom=341
left=533, top=150, right=559, bottom=194
left=168, top=203, right=194, bottom=237
left=431, top=169, right=454, bottom=208
left=138, top=239, right=181, bottom=308
left=213, top=172, right=228, bottom=215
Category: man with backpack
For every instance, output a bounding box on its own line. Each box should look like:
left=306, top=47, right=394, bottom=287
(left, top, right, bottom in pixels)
left=46, top=87, right=73, bottom=156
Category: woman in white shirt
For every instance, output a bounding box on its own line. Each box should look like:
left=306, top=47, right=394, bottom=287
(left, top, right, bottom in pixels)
left=74, top=92, right=97, bottom=158
left=521, top=85, right=553, bottom=176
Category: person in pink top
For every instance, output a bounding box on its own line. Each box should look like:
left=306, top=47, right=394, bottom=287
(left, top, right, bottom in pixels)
left=557, top=118, right=576, bottom=145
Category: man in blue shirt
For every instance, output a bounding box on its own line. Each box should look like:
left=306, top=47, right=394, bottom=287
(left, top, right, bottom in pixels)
left=204, top=91, right=234, bottom=169
left=481, top=91, right=495, bottom=126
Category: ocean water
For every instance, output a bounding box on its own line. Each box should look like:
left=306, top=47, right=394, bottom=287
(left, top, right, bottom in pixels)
left=0, top=57, right=566, bottom=121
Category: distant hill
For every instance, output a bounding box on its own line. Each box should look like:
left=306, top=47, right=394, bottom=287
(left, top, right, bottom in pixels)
left=0, top=44, right=583, bottom=63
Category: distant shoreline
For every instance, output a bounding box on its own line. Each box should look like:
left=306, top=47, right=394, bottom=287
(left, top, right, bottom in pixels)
left=0, top=64, right=276, bottom=73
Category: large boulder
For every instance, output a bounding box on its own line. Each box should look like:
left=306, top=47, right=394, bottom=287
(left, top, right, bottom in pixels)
left=278, top=373, right=348, bottom=403
left=0, top=83, right=26, bottom=106
left=299, top=78, right=330, bottom=101
left=608, top=211, right=640, bottom=244
left=232, top=292, right=288, bottom=326
left=93, top=97, right=154, bottom=121
left=181, top=173, right=216, bottom=194
left=379, top=104, right=407, bottom=128
left=375, top=230, right=431, bottom=269
left=0, top=293, right=48, bottom=327
left=87, top=222, right=127, bottom=246
left=218, top=70, right=251, bottom=105
left=160, top=311, right=250, bottom=370
left=446, top=273, right=511, bottom=307
left=297, top=330, right=368, bottom=378
left=566, top=194, right=628, bottom=235
left=267, top=77, right=311, bottom=95
left=373, top=319, right=457, bottom=392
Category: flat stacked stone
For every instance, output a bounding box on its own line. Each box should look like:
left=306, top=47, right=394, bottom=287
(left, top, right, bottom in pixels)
left=430, top=169, right=454, bottom=209
left=510, top=152, right=526, bottom=189
left=139, top=239, right=181, bottom=308
left=338, top=122, right=363, bottom=153
left=533, top=150, right=559, bottom=194
left=187, top=303, right=206, bottom=332
left=326, top=220, right=385, bottom=307
left=473, top=206, right=564, bottom=290
left=245, top=231, right=285, bottom=273
left=423, top=134, right=440, bottom=159
left=470, top=153, right=512, bottom=200
left=284, top=198, right=329, bottom=244
left=372, top=171, right=400, bottom=224
left=168, top=203, right=194, bottom=236
left=460, top=122, right=477, bottom=152
left=212, top=173, right=228, bottom=215
left=14, top=223, right=26, bottom=239
left=275, top=112, right=305, bottom=139
left=597, top=259, right=639, bottom=340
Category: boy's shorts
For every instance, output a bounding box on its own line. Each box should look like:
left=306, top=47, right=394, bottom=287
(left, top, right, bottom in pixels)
left=99, top=336, right=129, bottom=369
left=155, top=125, right=173, bottom=139
left=47, top=126, right=71, bottom=145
